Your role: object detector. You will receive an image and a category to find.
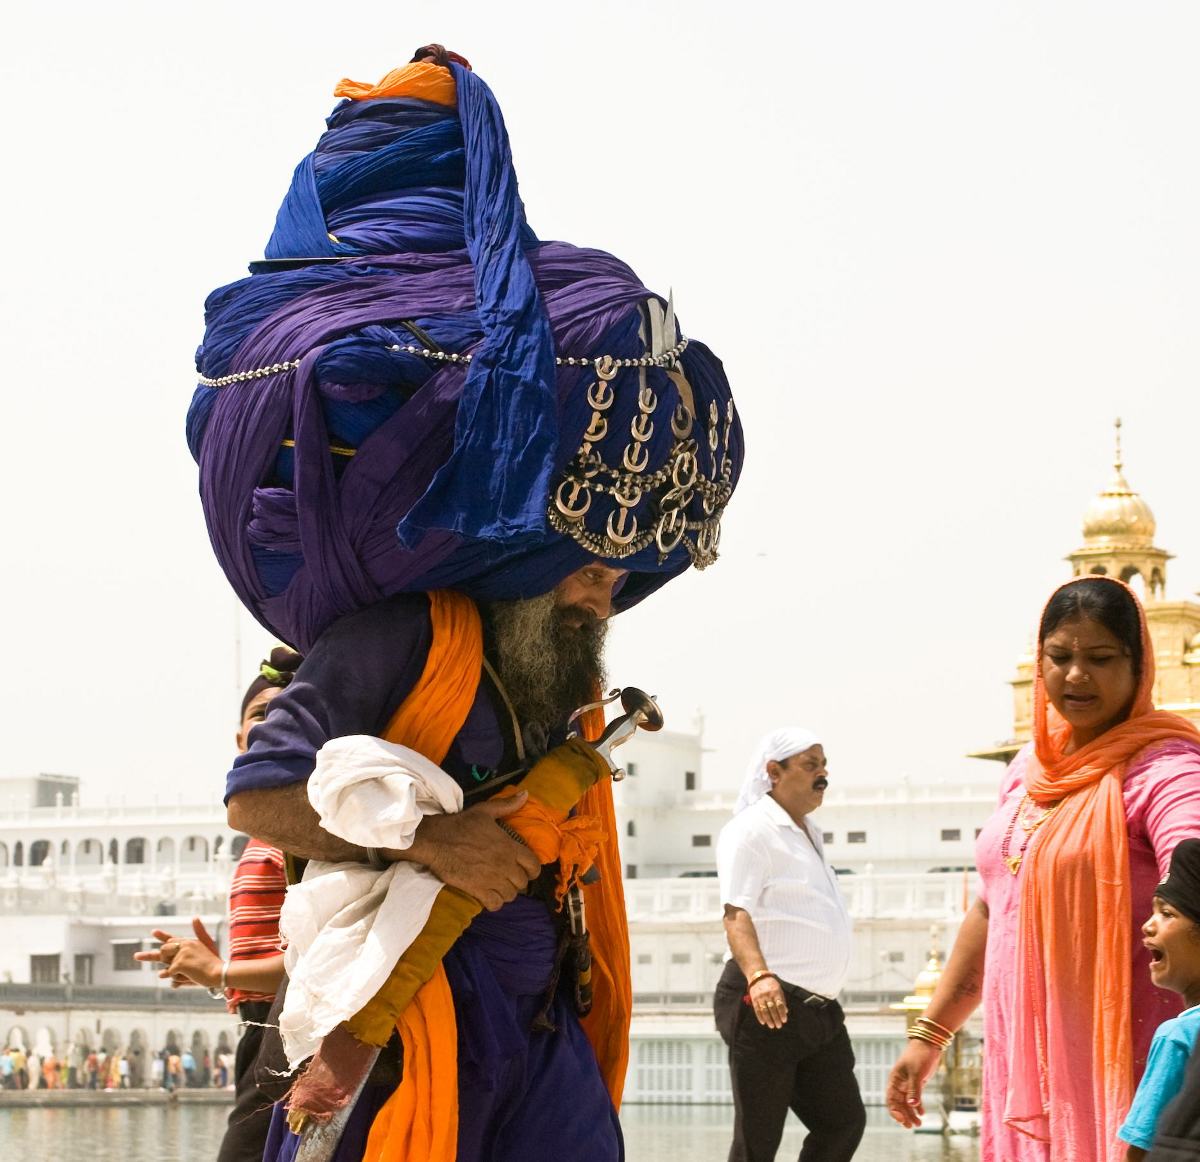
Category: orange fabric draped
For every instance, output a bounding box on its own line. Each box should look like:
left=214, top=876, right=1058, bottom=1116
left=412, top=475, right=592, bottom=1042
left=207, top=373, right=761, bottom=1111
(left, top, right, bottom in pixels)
left=361, top=595, right=632, bottom=1160
left=1005, top=576, right=1200, bottom=1158
left=362, top=968, right=458, bottom=1162
left=576, top=732, right=633, bottom=1109
left=333, top=62, right=456, bottom=107
left=368, top=589, right=483, bottom=1162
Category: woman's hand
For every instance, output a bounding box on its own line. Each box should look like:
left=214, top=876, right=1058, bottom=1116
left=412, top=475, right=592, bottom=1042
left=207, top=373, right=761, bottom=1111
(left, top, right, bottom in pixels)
left=885, top=1038, right=944, bottom=1128
left=748, top=974, right=788, bottom=1029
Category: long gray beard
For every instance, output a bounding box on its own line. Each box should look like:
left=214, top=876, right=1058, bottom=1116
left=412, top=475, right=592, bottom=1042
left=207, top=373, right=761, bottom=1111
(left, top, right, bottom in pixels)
left=483, top=591, right=608, bottom=753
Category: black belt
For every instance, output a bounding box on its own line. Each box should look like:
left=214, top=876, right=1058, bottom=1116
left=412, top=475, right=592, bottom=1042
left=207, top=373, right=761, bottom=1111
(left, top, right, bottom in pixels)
left=784, top=982, right=833, bottom=1009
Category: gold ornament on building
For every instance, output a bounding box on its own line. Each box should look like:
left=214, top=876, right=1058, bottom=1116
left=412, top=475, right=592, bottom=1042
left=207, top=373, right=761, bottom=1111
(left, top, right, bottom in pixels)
left=972, top=419, right=1200, bottom=763
left=1070, top=418, right=1171, bottom=595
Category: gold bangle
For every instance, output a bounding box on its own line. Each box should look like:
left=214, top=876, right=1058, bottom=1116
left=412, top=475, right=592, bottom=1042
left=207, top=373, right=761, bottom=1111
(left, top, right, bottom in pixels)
left=915, top=1015, right=955, bottom=1040
left=746, top=969, right=775, bottom=988
left=908, top=1027, right=951, bottom=1050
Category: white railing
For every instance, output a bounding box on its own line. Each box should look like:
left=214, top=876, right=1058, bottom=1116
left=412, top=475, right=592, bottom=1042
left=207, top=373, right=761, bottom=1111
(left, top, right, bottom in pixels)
left=625, top=872, right=974, bottom=923
left=0, top=799, right=226, bottom=824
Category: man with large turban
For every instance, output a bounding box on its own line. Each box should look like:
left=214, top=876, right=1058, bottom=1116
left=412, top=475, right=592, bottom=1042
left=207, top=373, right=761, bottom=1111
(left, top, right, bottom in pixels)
left=188, top=45, right=743, bottom=1162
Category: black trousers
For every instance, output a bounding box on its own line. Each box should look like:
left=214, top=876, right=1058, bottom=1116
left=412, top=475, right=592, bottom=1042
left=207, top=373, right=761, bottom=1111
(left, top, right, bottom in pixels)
left=216, top=1001, right=277, bottom=1162
left=713, top=961, right=865, bottom=1162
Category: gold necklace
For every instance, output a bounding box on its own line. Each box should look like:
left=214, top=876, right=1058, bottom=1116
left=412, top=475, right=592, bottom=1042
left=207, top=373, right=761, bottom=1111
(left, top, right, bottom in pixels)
left=1000, top=793, right=1062, bottom=875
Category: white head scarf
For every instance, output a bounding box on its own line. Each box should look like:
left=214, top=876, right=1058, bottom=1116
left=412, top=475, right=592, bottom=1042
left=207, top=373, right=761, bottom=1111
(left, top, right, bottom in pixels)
left=734, top=726, right=822, bottom=814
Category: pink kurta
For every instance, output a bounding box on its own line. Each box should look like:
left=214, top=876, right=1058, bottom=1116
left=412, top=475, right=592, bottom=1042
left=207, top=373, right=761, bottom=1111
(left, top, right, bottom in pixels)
left=976, top=739, right=1200, bottom=1162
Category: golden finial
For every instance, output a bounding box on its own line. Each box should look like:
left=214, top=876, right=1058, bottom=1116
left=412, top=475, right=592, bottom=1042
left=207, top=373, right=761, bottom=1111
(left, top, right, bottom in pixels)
left=1114, top=416, right=1123, bottom=473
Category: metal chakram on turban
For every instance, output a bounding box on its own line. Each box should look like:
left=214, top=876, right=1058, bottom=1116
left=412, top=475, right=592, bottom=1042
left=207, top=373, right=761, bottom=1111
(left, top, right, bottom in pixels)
left=188, top=50, right=745, bottom=651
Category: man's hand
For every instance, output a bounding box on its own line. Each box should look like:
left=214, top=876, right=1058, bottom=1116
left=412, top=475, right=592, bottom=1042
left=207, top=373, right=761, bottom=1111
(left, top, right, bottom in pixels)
left=748, top=974, right=788, bottom=1029
left=397, top=792, right=542, bottom=911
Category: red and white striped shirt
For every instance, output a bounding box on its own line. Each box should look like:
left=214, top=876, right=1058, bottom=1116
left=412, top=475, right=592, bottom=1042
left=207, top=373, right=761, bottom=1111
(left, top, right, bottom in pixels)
left=226, top=838, right=286, bottom=1008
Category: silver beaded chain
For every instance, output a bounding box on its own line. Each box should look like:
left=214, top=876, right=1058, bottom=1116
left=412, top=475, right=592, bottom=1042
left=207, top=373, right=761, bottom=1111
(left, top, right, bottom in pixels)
left=196, top=338, right=689, bottom=390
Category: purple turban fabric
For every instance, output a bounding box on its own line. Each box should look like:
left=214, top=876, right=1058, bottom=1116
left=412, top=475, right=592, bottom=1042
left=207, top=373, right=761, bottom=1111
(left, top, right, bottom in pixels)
left=188, top=56, right=743, bottom=651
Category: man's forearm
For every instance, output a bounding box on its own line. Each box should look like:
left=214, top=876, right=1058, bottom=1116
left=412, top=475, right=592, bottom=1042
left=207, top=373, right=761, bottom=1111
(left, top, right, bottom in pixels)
left=229, top=781, right=542, bottom=910
left=723, top=906, right=770, bottom=979
left=227, top=783, right=367, bottom=863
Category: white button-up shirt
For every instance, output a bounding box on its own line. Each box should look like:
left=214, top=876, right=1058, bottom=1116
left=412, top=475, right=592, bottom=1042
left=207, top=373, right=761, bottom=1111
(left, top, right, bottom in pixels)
left=716, top=795, right=853, bottom=997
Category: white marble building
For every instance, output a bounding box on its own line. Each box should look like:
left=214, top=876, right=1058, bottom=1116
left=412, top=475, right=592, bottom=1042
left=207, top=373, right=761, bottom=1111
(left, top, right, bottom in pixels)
left=0, top=736, right=994, bottom=1103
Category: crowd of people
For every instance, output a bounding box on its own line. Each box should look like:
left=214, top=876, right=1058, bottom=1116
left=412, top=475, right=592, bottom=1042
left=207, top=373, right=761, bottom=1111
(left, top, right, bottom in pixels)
left=0, top=1042, right=236, bottom=1091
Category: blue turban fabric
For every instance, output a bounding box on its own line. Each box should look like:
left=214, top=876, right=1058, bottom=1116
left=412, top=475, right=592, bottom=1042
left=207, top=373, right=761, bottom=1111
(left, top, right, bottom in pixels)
left=189, top=58, right=743, bottom=651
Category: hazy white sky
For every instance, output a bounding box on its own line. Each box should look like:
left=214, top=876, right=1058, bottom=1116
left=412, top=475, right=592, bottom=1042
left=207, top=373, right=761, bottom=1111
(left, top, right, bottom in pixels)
left=3, top=1, right=1198, bottom=804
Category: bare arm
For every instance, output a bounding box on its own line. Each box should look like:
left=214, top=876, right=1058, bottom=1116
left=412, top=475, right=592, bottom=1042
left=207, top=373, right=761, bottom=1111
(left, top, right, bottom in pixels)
left=134, top=918, right=287, bottom=993
left=723, top=904, right=788, bottom=1029
left=1125, top=1147, right=1146, bottom=1161
left=137, top=942, right=285, bottom=994
left=914, top=896, right=989, bottom=1030
left=886, top=897, right=989, bottom=1129
left=228, top=784, right=543, bottom=911
left=227, top=784, right=362, bottom=863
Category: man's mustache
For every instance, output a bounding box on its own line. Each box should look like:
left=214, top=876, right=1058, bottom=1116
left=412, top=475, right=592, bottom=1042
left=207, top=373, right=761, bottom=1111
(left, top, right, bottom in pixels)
left=557, top=604, right=602, bottom=629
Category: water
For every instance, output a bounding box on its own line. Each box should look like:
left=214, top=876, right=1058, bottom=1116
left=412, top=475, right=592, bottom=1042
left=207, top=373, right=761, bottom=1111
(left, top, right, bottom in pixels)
left=0, top=1103, right=980, bottom=1160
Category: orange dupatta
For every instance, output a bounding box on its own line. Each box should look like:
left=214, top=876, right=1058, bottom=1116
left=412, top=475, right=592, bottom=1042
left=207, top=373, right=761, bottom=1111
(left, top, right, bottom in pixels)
left=1004, top=576, right=1200, bottom=1159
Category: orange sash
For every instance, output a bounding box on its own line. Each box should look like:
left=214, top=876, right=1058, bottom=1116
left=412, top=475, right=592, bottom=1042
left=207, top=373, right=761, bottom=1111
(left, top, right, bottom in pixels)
left=362, top=593, right=631, bottom=1160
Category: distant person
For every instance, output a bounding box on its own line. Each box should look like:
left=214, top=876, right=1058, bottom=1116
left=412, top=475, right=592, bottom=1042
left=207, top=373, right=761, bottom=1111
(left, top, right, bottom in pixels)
left=887, top=577, right=1200, bottom=1161
left=1120, top=841, right=1200, bottom=1159
left=167, top=1049, right=183, bottom=1092
left=713, top=727, right=863, bottom=1162
left=13, top=1046, right=27, bottom=1090
left=136, top=647, right=298, bottom=1160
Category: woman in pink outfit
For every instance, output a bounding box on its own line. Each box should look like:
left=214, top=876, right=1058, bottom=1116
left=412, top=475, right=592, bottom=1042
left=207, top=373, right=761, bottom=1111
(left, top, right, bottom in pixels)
left=887, top=577, right=1200, bottom=1162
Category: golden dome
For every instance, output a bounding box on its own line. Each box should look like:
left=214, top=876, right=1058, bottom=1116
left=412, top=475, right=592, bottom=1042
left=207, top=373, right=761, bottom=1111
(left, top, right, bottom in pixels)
left=911, top=952, right=943, bottom=998
left=1080, top=420, right=1156, bottom=545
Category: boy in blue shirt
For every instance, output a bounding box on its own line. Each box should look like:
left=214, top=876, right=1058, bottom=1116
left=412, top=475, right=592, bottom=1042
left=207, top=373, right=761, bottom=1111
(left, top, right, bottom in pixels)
left=1120, top=839, right=1200, bottom=1160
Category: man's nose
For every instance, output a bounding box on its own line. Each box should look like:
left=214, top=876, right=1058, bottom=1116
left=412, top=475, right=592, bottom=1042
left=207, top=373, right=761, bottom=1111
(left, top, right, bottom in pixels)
left=582, top=586, right=615, bottom=620
left=1142, top=914, right=1156, bottom=936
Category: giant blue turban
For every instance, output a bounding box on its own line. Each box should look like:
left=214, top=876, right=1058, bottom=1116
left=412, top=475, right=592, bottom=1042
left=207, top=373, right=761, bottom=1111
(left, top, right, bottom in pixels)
left=188, top=48, right=744, bottom=651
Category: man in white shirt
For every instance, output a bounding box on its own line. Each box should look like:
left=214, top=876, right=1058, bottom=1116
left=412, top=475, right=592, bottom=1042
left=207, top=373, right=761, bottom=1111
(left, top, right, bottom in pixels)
left=714, top=727, right=864, bottom=1162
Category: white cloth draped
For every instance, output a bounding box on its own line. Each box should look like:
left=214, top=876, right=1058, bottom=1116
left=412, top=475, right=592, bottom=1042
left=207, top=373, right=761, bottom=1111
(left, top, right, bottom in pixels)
left=276, top=735, right=462, bottom=1067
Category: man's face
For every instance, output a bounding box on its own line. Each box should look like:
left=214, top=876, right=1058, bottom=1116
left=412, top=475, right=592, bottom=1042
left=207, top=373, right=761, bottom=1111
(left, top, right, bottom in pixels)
left=553, top=563, right=628, bottom=627
left=768, top=744, right=829, bottom=817
left=483, top=562, right=625, bottom=741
